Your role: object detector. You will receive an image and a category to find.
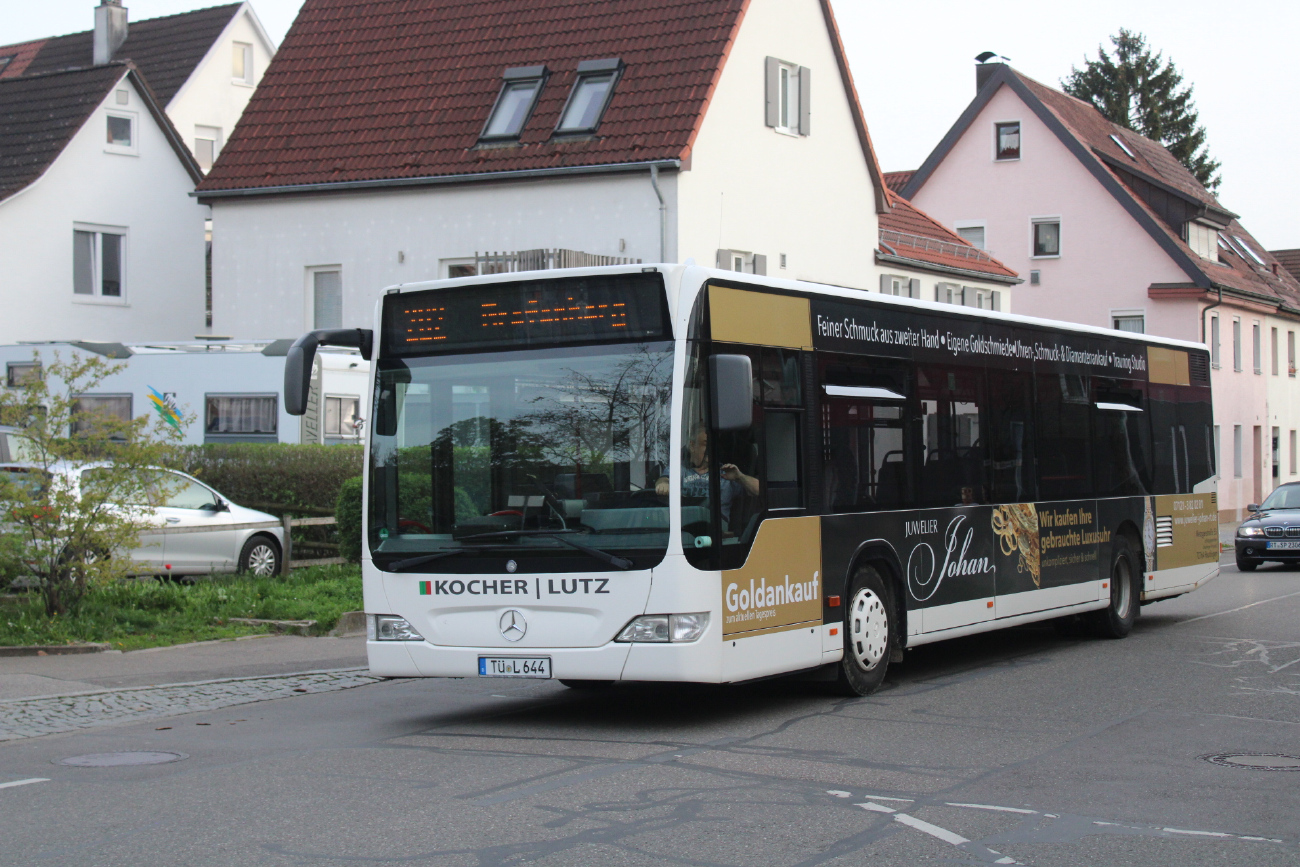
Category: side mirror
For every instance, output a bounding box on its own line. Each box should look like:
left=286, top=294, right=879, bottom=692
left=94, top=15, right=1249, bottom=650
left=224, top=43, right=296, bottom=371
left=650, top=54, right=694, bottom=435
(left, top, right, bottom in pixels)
left=1247, top=503, right=1261, bottom=512
left=284, top=329, right=374, bottom=416
left=710, top=354, right=753, bottom=431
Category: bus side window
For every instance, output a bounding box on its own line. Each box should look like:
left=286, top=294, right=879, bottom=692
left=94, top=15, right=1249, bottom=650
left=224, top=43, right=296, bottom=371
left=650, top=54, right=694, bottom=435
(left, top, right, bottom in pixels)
left=765, top=410, right=801, bottom=509
left=986, top=370, right=1036, bottom=503
left=1035, top=373, right=1092, bottom=500
left=1179, top=385, right=1215, bottom=490
left=1148, top=384, right=1179, bottom=494
left=1091, top=378, right=1152, bottom=497
left=917, top=364, right=987, bottom=506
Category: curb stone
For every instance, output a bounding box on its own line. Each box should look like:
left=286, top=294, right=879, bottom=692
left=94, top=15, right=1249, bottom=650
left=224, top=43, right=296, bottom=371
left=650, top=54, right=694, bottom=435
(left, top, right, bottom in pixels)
left=0, top=644, right=111, bottom=658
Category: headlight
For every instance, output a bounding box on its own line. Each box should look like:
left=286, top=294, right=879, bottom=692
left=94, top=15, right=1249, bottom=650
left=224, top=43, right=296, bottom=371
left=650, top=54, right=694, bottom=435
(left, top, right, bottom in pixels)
left=1237, top=526, right=1264, bottom=537
left=369, top=615, right=424, bottom=641
left=616, top=613, right=709, bottom=643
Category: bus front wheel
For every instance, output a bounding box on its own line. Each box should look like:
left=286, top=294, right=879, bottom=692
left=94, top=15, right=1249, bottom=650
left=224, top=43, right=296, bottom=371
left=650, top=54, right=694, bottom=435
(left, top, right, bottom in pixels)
left=1089, top=536, right=1137, bottom=639
left=833, top=564, right=895, bottom=697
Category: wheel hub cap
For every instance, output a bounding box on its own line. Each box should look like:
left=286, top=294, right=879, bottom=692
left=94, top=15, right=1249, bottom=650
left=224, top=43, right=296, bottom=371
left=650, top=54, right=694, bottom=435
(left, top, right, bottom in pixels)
left=249, top=545, right=276, bottom=576
left=849, top=587, right=888, bottom=670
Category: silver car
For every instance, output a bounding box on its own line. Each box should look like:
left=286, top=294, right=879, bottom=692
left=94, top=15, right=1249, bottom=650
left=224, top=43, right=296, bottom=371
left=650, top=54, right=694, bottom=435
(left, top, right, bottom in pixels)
left=1, top=461, right=284, bottom=579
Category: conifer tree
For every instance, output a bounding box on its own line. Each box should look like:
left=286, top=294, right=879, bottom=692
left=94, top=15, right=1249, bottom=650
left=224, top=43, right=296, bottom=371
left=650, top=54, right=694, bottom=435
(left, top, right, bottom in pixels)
left=1063, top=29, right=1221, bottom=190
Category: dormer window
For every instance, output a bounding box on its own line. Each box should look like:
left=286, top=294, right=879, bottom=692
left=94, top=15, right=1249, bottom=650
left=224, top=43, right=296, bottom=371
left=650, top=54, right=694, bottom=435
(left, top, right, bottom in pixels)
left=1187, top=221, right=1217, bottom=260
left=481, top=66, right=547, bottom=141
left=555, top=59, right=622, bottom=135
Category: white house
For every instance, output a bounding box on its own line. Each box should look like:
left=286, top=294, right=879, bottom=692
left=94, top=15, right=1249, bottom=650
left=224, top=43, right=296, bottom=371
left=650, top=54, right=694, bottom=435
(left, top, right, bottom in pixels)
left=900, top=61, right=1300, bottom=519
left=0, top=1, right=276, bottom=173
left=0, top=340, right=369, bottom=446
left=196, top=0, right=1015, bottom=338
left=0, top=63, right=207, bottom=344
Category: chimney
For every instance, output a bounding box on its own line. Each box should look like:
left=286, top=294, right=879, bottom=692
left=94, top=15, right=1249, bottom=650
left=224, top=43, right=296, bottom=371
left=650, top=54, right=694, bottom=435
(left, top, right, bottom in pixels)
left=976, top=61, right=1005, bottom=94
left=93, top=0, right=128, bottom=66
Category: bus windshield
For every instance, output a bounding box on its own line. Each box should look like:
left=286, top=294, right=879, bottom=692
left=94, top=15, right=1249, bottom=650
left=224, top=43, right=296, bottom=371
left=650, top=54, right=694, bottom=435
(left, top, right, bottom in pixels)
left=369, top=341, right=674, bottom=569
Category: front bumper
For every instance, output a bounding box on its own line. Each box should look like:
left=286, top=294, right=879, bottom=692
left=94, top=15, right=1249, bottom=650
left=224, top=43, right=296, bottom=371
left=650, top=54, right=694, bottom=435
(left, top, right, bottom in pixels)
left=1234, top=538, right=1300, bottom=560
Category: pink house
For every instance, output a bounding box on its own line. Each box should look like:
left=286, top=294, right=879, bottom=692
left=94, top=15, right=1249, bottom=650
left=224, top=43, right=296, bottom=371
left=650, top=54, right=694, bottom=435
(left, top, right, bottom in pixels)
left=902, top=62, right=1300, bottom=521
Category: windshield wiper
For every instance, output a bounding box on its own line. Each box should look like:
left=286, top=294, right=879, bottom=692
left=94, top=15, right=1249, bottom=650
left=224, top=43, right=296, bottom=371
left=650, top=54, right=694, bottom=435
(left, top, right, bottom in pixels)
left=387, top=549, right=467, bottom=571
left=457, top=529, right=633, bottom=571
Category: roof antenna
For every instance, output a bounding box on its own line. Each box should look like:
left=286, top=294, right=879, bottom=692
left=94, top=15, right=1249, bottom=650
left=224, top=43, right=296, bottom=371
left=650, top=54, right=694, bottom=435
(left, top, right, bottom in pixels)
left=975, top=51, right=1010, bottom=64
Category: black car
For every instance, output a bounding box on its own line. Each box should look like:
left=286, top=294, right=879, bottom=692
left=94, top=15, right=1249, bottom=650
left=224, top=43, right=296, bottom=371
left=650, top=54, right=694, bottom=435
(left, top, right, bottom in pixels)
left=1235, top=482, right=1300, bottom=570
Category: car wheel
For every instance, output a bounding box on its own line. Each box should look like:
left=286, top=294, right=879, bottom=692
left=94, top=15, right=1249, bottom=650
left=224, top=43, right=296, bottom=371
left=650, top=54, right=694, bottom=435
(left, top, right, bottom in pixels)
left=1235, top=554, right=1259, bottom=572
left=831, top=563, right=895, bottom=697
left=238, top=535, right=280, bottom=577
left=1089, top=535, right=1137, bottom=639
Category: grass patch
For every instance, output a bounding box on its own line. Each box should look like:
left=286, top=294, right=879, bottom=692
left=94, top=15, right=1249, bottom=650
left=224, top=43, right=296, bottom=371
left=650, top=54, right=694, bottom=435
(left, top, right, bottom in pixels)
left=0, top=564, right=362, bottom=651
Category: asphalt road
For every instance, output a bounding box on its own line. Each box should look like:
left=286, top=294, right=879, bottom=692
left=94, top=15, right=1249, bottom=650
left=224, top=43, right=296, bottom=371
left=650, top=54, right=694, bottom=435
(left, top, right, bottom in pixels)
left=1, top=556, right=1298, bottom=867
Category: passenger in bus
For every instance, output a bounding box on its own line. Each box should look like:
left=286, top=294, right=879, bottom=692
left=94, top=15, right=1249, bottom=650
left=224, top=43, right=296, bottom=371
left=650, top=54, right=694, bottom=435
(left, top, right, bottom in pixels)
left=958, top=485, right=978, bottom=506
left=655, top=427, right=759, bottom=525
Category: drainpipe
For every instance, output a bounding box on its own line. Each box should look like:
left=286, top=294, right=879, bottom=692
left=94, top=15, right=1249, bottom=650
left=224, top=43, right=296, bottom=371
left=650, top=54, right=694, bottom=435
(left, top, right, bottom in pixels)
left=1201, top=284, right=1223, bottom=345
left=649, top=164, right=667, bottom=264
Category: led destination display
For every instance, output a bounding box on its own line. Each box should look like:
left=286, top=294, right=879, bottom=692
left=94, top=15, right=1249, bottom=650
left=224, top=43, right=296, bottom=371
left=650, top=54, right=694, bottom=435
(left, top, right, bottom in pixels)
left=384, top=272, right=670, bottom=356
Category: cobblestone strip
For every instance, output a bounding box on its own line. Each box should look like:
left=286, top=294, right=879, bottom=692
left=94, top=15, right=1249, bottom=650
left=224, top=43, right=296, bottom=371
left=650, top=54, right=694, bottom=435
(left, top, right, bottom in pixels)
left=0, top=669, right=383, bottom=742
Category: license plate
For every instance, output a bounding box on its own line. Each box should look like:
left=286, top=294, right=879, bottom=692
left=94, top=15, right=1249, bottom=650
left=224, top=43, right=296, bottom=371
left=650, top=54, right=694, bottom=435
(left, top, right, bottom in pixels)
left=1266, top=540, right=1300, bottom=550
left=479, top=656, right=552, bottom=678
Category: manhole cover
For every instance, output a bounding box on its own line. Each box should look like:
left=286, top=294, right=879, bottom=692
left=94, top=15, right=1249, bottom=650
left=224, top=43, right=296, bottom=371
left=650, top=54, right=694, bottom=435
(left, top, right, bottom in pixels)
left=1202, top=753, right=1300, bottom=771
left=56, top=751, right=188, bottom=767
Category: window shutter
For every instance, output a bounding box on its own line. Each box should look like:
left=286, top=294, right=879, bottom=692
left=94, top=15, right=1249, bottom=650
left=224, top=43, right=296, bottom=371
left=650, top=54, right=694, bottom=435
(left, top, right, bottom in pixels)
left=908, top=278, right=920, bottom=299
left=753, top=254, right=767, bottom=276
left=716, top=249, right=729, bottom=269
left=991, top=291, right=1001, bottom=312
left=798, top=66, right=811, bottom=135
left=879, top=274, right=892, bottom=294
left=764, top=57, right=779, bottom=127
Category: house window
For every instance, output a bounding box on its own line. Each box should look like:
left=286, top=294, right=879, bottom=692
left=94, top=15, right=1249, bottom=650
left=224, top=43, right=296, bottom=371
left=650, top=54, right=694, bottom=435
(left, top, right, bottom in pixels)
left=233, top=42, right=253, bottom=84
left=206, top=395, right=277, bottom=440
left=1289, top=330, right=1296, bottom=376
left=765, top=57, right=809, bottom=136
left=955, top=223, right=986, bottom=249
left=324, top=396, right=361, bottom=439
left=1031, top=219, right=1060, bottom=257
left=0, top=56, right=12, bottom=74
left=1233, top=425, right=1243, bottom=478
left=1253, top=322, right=1262, bottom=373
left=73, top=228, right=125, bottom=299
left=1232, top=318, right=1241, bottom=371
left=481, top=66, right=547, bottom=141
left=1210, top=316, right=1220, bottom=368
left=555, top=59, right=621, bottom=134
left=1187, top=222, right=1217, bottom=259
left=879, top=275, right=919, bottom=298
left=1112, top=314, right=1144, bottom=333
left=964, top=287, right=1001, bottom=311
left=1272, top=327, right=1279, bottom=375
left=310, top=268, right=342, bottom=329
left=194, top=125, right=222, bottom=172
left=936, top=282, right=963, bottom=305
left=716, top=249, right=766, bottom=275
left=995, top=121, right=1020, bottom=160
left=72, top=395, right=132, bottom=437
left=6, top=363, right=40, bottom=388
left=105, top=111, right=136, bottom=154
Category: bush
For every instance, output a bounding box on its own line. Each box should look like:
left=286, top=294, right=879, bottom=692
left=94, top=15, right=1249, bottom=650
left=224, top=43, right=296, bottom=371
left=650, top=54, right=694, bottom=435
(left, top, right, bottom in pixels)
left=336, top=476, right=364, bottom=562
left=175, top=443, right=363, bottom=514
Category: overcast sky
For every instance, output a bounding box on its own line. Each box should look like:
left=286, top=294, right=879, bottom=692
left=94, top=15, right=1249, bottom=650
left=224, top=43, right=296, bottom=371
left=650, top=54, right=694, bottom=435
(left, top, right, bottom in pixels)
left=8, top=0, right=1296, bottom=249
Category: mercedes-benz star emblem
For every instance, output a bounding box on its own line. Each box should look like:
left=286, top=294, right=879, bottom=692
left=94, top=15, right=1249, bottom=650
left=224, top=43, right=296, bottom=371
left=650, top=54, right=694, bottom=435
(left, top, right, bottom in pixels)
left=499, top=609, right=527, bottom=642
left=506, top=559, right=518, bottom=573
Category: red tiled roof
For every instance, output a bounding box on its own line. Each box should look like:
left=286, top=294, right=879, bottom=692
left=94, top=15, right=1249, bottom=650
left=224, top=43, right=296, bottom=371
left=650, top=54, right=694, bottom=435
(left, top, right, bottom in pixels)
left=879, top=190, right=1018, bottom=281
left=882, top=170, right=913, bottom=194
left=1272, top=249, right=1300, bottom=283
left=199, top=0, right=751, bottom=193
left=0, top=4, right=243, bottom=106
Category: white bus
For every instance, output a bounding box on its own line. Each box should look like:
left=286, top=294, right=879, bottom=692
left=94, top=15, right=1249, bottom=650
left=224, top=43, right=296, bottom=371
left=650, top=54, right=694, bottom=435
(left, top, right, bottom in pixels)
left=285, top=265, right=1219, bottom=695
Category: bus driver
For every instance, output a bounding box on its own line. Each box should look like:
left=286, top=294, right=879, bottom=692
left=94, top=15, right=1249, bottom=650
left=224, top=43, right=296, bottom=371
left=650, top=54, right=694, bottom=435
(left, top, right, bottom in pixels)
left=656, top=427, right=759, bottom=528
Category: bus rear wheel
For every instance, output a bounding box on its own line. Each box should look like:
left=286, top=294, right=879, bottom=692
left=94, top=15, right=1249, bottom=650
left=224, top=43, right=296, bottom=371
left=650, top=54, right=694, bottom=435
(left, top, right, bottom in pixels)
left=1089, top=536, right=1137, bottom=639
left=832, top=564, right=894, bottom=697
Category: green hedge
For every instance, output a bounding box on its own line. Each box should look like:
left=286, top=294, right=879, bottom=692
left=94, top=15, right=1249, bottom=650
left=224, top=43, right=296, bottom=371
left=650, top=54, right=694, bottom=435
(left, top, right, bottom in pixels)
left=175, top=444, right=363, bottom=515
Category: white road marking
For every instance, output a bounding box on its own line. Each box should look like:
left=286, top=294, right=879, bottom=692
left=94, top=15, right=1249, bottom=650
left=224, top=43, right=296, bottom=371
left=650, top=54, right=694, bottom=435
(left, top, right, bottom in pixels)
left=0, top=778, right=48, bottom=790
left=1163, top=828, right=1229, bottom=837
left=855, top=794, right=914, bottom=802
left=1182, top=590, right=1300, bottom=623
left=856, top=802, right=896, bottom=814
left=826, top=790, right=851, bottom=798
left=892, top=813, right=969, bottom=846
left=946, top=802, right=1038, bottom=814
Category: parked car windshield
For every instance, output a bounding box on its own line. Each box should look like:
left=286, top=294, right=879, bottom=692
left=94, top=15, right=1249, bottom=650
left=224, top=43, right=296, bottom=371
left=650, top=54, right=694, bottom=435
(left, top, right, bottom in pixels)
left=368, top=341, right=674, bottom=569
left=1260, top=485, right=1300, bottom=510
